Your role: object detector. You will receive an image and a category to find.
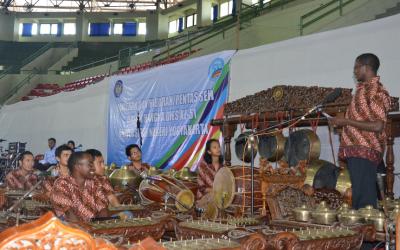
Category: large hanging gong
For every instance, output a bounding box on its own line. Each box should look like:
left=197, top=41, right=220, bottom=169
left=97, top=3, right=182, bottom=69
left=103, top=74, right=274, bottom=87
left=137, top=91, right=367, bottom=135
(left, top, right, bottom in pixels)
left=235, top=131, right=258, bottom=163
left=304, top=159, right=351, bottom=195
left=258, top=131, right=286, bottom=162
left=283, top=129, right=321, bottom=167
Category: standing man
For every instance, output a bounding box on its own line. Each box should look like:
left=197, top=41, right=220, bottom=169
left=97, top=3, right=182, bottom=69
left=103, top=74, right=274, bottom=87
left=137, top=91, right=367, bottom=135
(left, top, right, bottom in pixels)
left=329, top=53, right=391, bottom=209
left=39, top=138, right=57, bottom=166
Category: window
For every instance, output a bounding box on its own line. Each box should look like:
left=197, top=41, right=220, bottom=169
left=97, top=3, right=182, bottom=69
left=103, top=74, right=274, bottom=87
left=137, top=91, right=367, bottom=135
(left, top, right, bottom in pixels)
left=186, top=14, right=197, bottom=28
left=32, top=23, right=38, bottom=35
left=113, top=23, right=123, bottom=35
left=168, top=20, right=178, bottom=33
left=211, top=5, right=218, bottom=21
left=63, top=23, right=76, bottom=35
left=220, top=0, right=233, bottom=17
left=138, top=22, right=146, bottom=35
left=20, top=23, right=38, bottom=36
left=40, top=23, right=58, bottom=35
left=88, top=23, right=110, bottom=36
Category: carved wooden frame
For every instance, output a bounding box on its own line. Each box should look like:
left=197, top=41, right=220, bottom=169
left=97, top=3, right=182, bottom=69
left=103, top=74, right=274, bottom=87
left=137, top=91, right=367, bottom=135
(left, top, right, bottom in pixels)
left=0, top=212, right=117, bottom=250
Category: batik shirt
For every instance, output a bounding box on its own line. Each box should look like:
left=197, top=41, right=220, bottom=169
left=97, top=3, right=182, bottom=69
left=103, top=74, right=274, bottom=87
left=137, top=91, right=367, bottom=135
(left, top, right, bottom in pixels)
left=50, top=176, right=108, bottom=222
left=339, top=76, right=391, bottom=165
left=196, top=160, right=221, bottom=199
left=5, top=169, right=38, bottom=190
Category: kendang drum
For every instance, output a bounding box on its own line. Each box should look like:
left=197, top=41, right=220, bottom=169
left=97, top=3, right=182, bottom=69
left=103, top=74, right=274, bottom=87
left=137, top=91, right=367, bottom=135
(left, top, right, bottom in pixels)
left=284, top=129, right=320, bottom=167
left=139, top=174, right=196, bottom=212
left=212, top=166, right=263, bottom=214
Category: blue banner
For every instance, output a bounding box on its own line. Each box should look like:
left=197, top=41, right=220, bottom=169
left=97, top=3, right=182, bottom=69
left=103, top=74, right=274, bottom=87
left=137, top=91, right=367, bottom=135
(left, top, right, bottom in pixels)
left=108, top=51, right=235, bottom=169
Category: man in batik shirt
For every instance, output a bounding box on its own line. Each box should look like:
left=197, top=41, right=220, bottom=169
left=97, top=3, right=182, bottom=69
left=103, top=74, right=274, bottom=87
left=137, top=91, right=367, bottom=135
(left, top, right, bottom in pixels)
left=43, top=144, right=73, bottom=197
left=329, top=53, right=391, bottom=209
left=86, top=149, right=120, bottom=207
left=50, top=152, right=109, bottom=222
left=6, top=151, right=38, bottom=190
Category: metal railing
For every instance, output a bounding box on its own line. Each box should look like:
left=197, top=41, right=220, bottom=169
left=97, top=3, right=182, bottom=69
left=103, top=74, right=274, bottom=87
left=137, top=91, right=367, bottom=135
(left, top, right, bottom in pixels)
left=66, top=0, right=295, bottom=73
left=0, top=42, right=75, bottom=81
left=152, top=0, right=296, bottom=62
left=300, top=0, right=356, bottom=35
left=1, top=69, right=38, bottom=105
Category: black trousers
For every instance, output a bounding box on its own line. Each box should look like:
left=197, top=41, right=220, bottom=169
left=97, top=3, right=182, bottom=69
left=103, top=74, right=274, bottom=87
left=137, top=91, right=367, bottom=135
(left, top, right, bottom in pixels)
left=347, top=157, right=378, bottom=210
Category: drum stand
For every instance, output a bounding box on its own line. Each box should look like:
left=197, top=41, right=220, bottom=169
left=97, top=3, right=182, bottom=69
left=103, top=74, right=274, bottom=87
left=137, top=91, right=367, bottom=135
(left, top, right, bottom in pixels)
left=163, top=193, right=169, bottom=211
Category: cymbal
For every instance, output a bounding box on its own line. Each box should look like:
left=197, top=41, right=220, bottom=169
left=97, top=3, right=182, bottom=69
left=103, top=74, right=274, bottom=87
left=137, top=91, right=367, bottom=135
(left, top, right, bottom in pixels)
left=147, top=166, right=161, bottom=176
left=109, top=166, right=142, bottom=190
left=213, top=167, right=236, bottom=209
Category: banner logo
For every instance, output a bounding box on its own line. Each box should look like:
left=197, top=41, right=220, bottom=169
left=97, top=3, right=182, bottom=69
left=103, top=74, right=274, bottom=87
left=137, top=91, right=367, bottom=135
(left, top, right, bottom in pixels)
left=114, top=80, right=123, bottom=98
left=208, top=58, right=224, bottom=81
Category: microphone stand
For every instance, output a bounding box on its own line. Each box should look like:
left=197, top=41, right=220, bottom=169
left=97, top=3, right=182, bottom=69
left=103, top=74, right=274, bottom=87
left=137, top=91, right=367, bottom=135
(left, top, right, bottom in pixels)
left=250, top=134, right=255, bottom=217
left=137, top=112, right=143, bottom=147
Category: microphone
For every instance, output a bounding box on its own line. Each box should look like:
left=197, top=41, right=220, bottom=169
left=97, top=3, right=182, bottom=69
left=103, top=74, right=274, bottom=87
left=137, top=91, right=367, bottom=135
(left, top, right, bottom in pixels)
left=304, top=88, right=343, bottom=118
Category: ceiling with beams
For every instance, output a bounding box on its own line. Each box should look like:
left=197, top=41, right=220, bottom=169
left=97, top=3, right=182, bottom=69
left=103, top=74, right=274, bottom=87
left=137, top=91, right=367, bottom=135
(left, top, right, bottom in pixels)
left=1, top=0, right=184, bottom=12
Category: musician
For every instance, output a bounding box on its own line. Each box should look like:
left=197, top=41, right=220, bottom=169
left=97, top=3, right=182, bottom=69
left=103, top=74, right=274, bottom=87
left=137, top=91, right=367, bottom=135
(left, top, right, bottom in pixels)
left=196, top=139, right=223, bottom=200
left=86, top=149, right=121, bottom=207
left=6, top=151, right=38, bottom=190
left=125, top=144, right=149, bottom=174
left=39, top=138, right=57, bottom=166
left=68, top=140, right=81, bottom=152
left=329, top=53, right=391, bottom=209
left=50, top=152, right=109, bottom=222
left=42, top=145, right=73, bottom=197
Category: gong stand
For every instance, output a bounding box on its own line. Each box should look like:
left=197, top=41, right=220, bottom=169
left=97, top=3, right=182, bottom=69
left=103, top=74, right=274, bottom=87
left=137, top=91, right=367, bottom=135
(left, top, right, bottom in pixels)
left=214, top=85, right=400, bottom=198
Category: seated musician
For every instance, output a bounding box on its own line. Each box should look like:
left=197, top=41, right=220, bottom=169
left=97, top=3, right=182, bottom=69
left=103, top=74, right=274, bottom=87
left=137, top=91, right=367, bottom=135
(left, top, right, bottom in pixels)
left=196, top=139, right=223, bottom=200
left=42, top=145, right=73, bottom=197
left=50, top=152, right=109, bottom=222
left=86, top=149, right=120, bottom=207
left=125, top=144, right=149, bottom=174
left=6, top=151, right=38, bottom=190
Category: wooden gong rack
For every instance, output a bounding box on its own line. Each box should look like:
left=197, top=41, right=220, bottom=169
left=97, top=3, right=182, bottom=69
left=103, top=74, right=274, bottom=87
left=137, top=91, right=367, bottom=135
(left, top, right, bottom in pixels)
left=211, top=85, right=400, bottom=198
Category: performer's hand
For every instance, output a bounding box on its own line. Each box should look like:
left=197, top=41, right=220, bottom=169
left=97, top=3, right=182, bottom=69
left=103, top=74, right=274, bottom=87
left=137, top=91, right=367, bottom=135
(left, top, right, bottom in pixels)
left=328, top=117, right=348, bottom=128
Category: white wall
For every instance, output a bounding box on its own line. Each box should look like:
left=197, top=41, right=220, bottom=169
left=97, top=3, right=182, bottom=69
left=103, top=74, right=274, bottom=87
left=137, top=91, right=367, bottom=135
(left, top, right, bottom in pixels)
left=0, top=79, right=109, bottom=156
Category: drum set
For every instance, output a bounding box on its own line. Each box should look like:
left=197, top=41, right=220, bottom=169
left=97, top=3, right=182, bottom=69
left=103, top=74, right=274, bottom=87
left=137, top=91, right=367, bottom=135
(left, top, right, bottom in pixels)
left=0, top=141, right=27, bottom=182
